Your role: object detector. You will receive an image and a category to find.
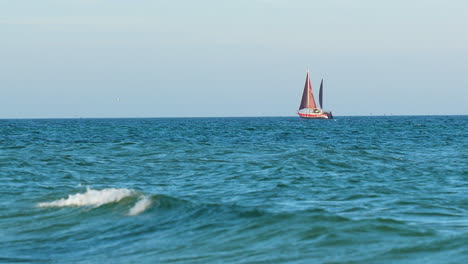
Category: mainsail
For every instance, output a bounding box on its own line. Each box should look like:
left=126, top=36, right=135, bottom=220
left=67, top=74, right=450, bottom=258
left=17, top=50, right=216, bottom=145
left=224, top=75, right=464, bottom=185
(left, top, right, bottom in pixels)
left=298, top=71, right=317, bottom=110
left=319, top=79, right=323, bottom=109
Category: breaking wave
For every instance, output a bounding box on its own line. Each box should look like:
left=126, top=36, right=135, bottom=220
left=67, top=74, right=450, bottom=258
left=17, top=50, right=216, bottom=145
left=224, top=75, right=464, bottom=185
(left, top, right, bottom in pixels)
left=37, top=187, right=151, bottom=216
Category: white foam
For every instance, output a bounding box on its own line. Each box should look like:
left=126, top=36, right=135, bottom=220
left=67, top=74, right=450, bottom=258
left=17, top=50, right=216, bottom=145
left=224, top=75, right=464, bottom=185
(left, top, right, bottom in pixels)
left=128, top=195, right=152, bottom=216
left=38, top=187, right=135, bottom=208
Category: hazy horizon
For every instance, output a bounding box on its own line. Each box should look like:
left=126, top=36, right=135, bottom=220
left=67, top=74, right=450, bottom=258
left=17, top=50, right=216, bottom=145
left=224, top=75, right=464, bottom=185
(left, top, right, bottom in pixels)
left=1, top=0, right=467, bottom=118
left=1, top=114, right=466, bottom=120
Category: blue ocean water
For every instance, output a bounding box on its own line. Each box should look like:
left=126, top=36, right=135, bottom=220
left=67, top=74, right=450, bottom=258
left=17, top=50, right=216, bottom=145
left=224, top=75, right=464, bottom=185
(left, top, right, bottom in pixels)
left=0, top=116, right=467, bottom=263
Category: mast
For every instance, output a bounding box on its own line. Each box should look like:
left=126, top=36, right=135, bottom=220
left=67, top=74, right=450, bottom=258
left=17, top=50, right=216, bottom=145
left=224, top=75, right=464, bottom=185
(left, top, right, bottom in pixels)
left=319, top=79, right=323, bottom=109
left=298, top=70, right=317, bottom=110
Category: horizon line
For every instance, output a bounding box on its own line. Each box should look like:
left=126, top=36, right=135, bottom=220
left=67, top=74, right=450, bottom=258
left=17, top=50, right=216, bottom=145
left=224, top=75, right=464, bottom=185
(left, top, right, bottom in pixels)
left=0, top=114, right=467, bottom=120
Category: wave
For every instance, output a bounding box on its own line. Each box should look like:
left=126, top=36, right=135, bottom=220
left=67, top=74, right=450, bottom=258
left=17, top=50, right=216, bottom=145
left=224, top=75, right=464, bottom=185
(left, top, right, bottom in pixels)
left=37, top=187, right=151, bottom=216
left=35, top=188, right=437, bottom=240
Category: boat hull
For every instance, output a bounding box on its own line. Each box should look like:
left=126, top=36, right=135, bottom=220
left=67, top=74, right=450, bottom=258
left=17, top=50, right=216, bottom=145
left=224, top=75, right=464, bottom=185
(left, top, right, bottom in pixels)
left=298, top=112, right=333, bottom=119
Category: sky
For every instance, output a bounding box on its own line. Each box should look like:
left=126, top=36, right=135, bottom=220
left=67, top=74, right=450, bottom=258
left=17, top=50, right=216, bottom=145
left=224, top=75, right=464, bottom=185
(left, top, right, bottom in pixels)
left=1, top=0, right=467, bottom=118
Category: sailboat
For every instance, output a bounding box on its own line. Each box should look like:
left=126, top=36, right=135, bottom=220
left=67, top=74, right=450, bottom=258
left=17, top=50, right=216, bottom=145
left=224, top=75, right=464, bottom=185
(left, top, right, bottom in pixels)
left=297, top=70, right=333, bottom=119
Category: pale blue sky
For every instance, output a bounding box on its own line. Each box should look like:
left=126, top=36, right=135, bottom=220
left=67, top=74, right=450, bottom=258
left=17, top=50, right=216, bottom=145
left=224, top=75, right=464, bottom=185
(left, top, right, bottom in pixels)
left=1, top=0, right=467, bottom=118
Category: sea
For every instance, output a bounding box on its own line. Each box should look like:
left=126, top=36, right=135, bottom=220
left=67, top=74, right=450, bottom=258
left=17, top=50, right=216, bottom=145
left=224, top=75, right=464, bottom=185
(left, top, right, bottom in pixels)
left=0, top=116, right=467, bottom=263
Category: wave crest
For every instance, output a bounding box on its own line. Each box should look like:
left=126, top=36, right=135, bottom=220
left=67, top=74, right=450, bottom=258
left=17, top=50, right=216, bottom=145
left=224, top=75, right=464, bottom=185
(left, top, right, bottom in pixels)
left=128, top=196, right=152, bottom=216
left=38, top=187, right=151, bottom=216
left=38, top=187, right=135, bottom=208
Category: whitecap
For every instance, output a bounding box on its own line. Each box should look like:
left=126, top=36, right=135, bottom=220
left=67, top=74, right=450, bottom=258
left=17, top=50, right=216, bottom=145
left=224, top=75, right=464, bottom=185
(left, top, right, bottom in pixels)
left=128, top=195, right=152, bottom=216
left=38, top=187, right=135, bottom=208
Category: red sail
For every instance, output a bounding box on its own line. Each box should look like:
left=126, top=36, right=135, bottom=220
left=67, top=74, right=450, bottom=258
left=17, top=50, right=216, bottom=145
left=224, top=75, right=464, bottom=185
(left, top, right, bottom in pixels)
left=299, top=71, right=317, bottom=110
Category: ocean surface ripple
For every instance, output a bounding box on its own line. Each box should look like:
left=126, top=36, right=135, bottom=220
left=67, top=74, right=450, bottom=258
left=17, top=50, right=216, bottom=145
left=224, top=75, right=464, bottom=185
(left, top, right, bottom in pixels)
left=0, top=116, right=467, bottom=263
